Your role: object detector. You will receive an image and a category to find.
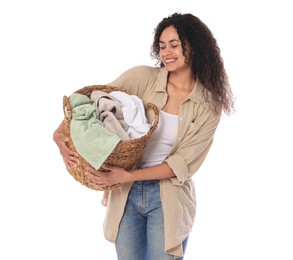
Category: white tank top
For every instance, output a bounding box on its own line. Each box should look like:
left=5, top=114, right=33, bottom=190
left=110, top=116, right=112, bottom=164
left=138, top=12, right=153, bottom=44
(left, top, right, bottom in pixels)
left=139, top=110, right=178, bottom=168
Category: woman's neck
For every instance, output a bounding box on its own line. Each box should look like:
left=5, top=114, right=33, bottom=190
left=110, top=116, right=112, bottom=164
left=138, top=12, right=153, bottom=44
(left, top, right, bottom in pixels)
left=167, top=71, right=196, bottom=92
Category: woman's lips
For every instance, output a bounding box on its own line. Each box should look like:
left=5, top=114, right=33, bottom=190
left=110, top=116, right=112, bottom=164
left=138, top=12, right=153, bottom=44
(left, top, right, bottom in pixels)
left=164, top=58, right=176, bottom=63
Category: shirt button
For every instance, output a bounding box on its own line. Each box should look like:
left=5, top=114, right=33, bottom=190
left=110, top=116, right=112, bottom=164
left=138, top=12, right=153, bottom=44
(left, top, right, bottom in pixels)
left=179, top=117, right=183, bottom=121
left=178, top=137, right=182, bottom=141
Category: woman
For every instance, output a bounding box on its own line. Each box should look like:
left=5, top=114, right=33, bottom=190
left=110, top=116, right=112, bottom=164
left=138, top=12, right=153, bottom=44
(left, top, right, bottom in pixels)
left=53, top=12, right=234, bottom=259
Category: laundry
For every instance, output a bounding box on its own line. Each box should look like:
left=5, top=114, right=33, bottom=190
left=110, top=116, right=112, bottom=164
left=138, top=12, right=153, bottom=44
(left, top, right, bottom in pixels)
left=109, top=91, right=151, bottom=139
left=69, top=93, right=121, bottom=170
left=91, top=90, right=130, bottom=140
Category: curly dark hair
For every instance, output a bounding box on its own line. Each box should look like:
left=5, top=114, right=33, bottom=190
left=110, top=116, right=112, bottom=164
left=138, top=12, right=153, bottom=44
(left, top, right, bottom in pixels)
left=151, top=13, right=235, bottom=115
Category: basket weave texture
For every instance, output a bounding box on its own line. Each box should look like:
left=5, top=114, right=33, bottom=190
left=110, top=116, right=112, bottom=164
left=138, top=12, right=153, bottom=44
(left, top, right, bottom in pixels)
left=63, top=85, right=159, bottom=191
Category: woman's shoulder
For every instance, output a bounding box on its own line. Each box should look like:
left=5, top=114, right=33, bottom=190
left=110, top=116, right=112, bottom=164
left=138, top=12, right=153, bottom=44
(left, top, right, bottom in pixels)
left=109, top=65, right=163, bottom=95
left=111, top=65, right=162, bottom=86
left=123, top=65, right=160, bottom=76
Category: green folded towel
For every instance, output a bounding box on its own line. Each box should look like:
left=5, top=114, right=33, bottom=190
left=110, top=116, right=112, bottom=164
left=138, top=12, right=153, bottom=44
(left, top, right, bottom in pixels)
left=69, top=93, right=121, bottom=170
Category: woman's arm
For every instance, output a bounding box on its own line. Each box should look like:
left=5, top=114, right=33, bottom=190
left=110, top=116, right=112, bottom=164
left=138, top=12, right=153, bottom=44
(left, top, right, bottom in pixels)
left=84, top=162, right=175, bottom=189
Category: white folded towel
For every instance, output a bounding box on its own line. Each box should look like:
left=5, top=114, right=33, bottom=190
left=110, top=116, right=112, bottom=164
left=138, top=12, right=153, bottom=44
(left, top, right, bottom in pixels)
left=109, top=91, right=151, bottom=139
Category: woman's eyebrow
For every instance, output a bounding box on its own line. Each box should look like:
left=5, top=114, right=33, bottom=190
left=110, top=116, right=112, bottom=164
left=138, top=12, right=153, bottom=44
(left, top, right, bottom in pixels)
left=159, top=39, right=180, bottom=44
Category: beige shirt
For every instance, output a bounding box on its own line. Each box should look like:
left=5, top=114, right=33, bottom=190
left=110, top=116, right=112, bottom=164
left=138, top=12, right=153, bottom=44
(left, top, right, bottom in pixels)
left=103, top=65, right=221, bottom=258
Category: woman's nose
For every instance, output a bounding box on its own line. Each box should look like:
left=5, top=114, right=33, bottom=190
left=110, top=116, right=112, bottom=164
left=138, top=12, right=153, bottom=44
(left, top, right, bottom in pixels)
left=161, top=47, right=172, bottom=56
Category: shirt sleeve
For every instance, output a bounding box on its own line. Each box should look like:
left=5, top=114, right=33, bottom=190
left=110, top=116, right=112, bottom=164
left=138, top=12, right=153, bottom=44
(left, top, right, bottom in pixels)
left=165, top=109, right=221, bottom=185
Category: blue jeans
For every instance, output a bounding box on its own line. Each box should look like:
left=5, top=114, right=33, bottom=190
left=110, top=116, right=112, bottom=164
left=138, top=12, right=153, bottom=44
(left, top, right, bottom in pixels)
left=115, top=180, right=188, bottom=260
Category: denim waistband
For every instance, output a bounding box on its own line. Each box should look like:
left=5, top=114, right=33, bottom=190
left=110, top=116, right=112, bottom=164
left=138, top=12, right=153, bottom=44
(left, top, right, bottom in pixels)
left=133, top=180, right=160, bottom=185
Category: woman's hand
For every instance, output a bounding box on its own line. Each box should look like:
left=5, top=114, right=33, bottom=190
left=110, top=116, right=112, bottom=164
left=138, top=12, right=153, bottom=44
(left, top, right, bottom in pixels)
left=53, top=121, right=79, bottom=168
left=84, top=164, right=132, bottom=188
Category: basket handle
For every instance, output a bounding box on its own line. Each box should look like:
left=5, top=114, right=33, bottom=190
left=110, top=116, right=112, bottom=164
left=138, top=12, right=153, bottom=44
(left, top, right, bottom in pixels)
left=145, top=103, right=159, bottom=135
left=63, top=95, right=72, bottom=120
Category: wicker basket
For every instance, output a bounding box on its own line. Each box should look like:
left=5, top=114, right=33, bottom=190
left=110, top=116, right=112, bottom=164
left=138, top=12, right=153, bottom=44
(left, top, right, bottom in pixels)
left=63, top=85, right=159, bottom=191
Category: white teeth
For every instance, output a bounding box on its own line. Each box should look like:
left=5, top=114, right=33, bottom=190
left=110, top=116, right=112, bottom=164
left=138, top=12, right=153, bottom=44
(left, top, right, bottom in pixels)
left=165, top=59, right=175, bottom=63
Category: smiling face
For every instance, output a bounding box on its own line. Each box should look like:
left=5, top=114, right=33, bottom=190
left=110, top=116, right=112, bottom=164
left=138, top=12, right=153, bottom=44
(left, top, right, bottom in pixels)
left=159, top=26, right=191, bottom=72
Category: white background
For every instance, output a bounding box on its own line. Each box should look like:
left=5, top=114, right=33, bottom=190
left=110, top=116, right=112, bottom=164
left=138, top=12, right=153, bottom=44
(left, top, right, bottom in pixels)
left=0, top=0, right=292, bottom=259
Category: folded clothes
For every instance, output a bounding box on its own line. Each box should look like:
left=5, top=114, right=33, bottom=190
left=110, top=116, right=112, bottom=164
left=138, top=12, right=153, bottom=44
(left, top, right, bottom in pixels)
left=109, top=91, right=151, bottom=139
left=69, top=93, right=121, bottom=170
left=91, top=90, right=130, bottom=140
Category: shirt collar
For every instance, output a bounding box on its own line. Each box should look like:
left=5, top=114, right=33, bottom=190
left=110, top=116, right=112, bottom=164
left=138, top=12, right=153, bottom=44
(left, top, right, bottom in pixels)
left=155, top=67, right=168, bottom=93
left=189, top=80, right=214, bottom=103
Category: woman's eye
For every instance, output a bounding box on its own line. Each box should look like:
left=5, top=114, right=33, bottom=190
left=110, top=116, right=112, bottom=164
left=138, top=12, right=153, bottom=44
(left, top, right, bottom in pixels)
left=171, top=45, right=178, bottom=48
left=159, top=46, right=166, bottom=50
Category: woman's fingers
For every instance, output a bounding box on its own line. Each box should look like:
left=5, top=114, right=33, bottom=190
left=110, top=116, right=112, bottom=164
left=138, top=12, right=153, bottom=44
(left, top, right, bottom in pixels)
left=84, top=167, right=110, bottom=187
left=55, top=133, right=79, bottom=166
